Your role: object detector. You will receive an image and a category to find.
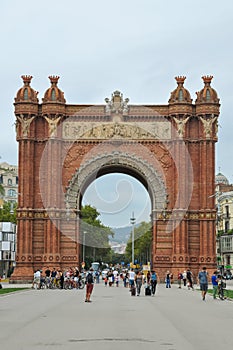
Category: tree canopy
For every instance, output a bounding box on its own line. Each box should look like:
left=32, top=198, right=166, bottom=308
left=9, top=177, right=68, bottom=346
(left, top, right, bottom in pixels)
left=125, top=221, right=152, bottom=265
left=80, top=204, right=114, bottom=267
left=0, top=201, right=17, bottom=224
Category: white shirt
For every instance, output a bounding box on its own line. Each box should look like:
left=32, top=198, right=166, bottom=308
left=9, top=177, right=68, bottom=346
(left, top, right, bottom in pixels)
left=129, top=271, right=135, bottom=280
left=34, top=270, right=41, bottom=278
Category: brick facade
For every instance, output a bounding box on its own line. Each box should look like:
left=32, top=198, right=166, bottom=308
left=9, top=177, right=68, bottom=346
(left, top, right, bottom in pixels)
left=10, top=75, right=220, bottom=282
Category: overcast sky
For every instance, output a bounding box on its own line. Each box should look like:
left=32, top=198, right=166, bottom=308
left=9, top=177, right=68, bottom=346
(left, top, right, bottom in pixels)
left=1, top=0, right=232, bottom=227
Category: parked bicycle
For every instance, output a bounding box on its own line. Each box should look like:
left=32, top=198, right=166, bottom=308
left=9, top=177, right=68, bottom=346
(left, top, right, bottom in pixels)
left=64, top=276, right=85, bottom=290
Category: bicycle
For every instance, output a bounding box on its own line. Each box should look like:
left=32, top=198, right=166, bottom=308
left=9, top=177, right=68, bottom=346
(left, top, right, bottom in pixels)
left=77, top=277, right=85, bottom=289
left=64, top=277, right=74, bottom=290
left=218, top=280, right=229, bottom=300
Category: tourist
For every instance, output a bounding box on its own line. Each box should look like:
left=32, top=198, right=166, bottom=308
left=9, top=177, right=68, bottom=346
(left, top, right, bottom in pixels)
left=135, top=270, right=143, bottom=296
left=165, top=270, right=171, bottom=288
left=128, top=268, right=135, bottom=290
left=186, top=269, right=194, bottom=290
left=177, top=271, right=183, bottom=288
left=198, top=266, right=208, bottom=301
left=211, top=271, right=218, bottom=299
left=32, top=269, right=41, bottom=289
left=182, top=270, right=187, bottom=287
left=150, top=270, right=158, bottom=296
left=85, top=267, right=94, bottom=302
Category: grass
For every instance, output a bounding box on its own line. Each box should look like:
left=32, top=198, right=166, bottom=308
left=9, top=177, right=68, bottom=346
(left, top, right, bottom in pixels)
left=0, top=287, right=29, bottom=295
left=207, top=288, right=233, bottom=299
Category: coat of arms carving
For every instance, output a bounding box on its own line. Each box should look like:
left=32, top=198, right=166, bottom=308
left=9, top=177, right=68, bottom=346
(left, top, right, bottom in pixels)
left=105, top=90, right=129, bottom=115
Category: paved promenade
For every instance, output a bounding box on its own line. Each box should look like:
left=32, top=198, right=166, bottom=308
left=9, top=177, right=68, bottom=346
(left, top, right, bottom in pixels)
left=0, top=281, right=233, bottom=350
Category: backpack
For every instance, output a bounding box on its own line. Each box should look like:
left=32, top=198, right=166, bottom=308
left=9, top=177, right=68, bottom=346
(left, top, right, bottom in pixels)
left=86, top=272, right=94, bottom=284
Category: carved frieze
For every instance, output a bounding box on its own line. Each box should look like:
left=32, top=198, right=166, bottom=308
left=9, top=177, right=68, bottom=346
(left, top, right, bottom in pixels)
left=62, top=120, right=171, bottom=140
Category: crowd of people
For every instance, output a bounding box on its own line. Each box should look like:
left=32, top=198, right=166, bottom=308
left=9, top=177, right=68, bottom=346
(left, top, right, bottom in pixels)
left=30, top=265, right=229, bottom=303
left=31, top=266, right=86, bottom=290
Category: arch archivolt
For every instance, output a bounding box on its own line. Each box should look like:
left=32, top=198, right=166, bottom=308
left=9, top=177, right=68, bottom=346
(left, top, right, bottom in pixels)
left=65, top=150, right=167, bottom=214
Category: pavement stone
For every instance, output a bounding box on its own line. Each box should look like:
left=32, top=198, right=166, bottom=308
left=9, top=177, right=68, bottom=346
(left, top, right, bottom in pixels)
left=1, top=280, right=233, bottom=350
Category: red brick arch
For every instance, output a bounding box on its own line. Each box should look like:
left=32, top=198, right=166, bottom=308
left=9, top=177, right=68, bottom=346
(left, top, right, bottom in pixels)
left=11, top=77, right=220, bottom=282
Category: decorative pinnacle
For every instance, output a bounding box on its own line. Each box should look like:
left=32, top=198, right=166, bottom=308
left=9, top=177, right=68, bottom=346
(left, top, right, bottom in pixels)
left=49, top=75, right=60, bottom=85
left=202, top=75, right=213, bottom=85
left=175, top=76, right=186, bottom=85
left=21, top=75, right=33, bottom=85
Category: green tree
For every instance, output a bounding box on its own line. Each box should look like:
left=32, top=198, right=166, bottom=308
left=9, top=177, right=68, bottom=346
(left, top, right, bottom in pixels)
left=125, top=221, right=152, bottom=265
left=0, top=184, right=5, bottom=197
left=0, top=201, right=17, bottom=224
left=80, top=205, right=114, bottom=267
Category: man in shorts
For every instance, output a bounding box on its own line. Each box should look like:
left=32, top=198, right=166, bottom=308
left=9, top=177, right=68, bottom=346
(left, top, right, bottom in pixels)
left=198, top=266, right=208, bottom=301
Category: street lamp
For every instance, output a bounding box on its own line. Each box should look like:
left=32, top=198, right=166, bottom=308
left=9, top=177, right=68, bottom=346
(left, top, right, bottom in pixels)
left=10, top=202, right=14, bottom=215
left=82, top=231, right=86, bottom=263
left=130, top=212, right=136, bottom=265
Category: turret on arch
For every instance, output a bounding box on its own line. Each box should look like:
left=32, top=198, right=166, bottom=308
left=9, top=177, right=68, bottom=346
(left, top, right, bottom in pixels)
left=11, top=76, right=220, bottom=282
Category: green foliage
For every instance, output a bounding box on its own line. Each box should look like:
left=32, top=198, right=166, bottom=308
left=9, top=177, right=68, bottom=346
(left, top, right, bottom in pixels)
left=0, top=202, right=17, bottom=224
left=0, top=184, right=5, bottom=196
left=108, top=252, right=128, bottom=266
left=125, top=221, right=152, bottom=264
left=80, top=205, right=114, bottom=267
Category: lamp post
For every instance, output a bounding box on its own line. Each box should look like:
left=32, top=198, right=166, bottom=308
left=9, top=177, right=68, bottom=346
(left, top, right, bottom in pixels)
left=10, top=202, right=14, bottom=215
left=130, top=212, right=136, bottom=266
left=82, top=231, right=86, bottom=264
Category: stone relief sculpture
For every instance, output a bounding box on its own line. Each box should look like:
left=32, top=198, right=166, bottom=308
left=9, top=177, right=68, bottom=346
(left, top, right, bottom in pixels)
left=173, top=116, right=189, bottom=137
left=200, top=115, right=217, bottom=138
left=45, top=116, right=61, bottom=137
left=16, top=114, right=35, bottom=137
left=62, top=120, right=171, bottom=140
left=105, top=90, right=129, bottom=114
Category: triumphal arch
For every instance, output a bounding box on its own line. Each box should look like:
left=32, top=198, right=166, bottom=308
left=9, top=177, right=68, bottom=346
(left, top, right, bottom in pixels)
left=11, top=75, right=220, bottom=282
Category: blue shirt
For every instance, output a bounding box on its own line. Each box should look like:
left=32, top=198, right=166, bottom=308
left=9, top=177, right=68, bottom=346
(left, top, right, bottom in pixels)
left=198, top=271, right=208, bottom=284
left=211, top=275, right=218, bottom=286
left=151, top=272, right=157, bottom=281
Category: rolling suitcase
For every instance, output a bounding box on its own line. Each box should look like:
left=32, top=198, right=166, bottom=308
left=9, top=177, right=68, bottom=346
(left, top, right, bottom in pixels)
left=145, top=285, right=151, bottom=296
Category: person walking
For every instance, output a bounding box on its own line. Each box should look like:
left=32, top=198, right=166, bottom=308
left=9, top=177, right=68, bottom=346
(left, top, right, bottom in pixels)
left=146, top=271, right=151, bottom=285
left=150, top=270, right=157, bottom=296
left=165, top=270, right=171, bottom=288
left=128, top=268, right=135, bottom=290
left=186, top=269, right=194, bottom=290
left=85, top=267, right=94, bottom=302
left=211, top=271, right=218, bottom=299
left=182, top=270, right=187, bottom=287
left=198, top=266, right=208, bottom=301
left=177, top=271, right=183, bottom=288
left=32, top=269, right=41, bottom=289
left=135, top=270, right=143, bottom=296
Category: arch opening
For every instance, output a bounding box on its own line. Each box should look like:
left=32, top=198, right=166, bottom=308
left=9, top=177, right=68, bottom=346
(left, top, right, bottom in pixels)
left=65, top=151, right=168, bottom=218
left=82, top=172, right=152, bottom=228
